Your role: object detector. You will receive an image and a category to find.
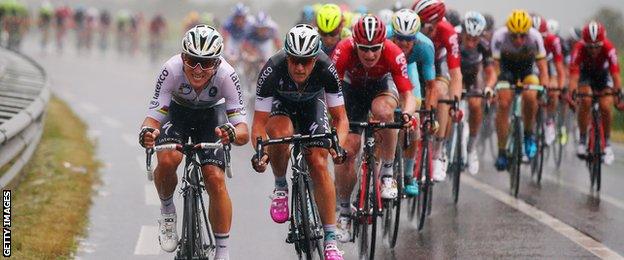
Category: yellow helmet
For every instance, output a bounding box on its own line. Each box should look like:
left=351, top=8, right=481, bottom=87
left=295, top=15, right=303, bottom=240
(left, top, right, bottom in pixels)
left=506, top=9, right=532, bottom=34
left=317, top=4, right=342, bottom=33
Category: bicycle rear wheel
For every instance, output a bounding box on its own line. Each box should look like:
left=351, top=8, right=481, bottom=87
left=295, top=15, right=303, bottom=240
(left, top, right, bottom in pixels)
left=552, top=103, right=566, bottom=169
left=416, top=141, right=431, bottom=231
left=450, top=123, right=463, bottom=204
left=383, top=145, right=403, bottom=248
left=531, top=110, right=545, bottom=184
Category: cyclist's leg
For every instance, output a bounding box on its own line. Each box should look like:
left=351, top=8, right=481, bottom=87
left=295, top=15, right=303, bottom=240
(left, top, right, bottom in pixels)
left=521, top=74, right=540, bottom=134
left=266, top=100, right=295, bottom=190
left=371, top=75, right=400, bottom=178
left=597, top=84, right=615, bottom=163
left=432, top=77, right=450, bottom=180
left=576, top=78, right=593, bottom=155
left=494, top=71, right=515, bottom=168
left=466, top=69, right=484, bottom=174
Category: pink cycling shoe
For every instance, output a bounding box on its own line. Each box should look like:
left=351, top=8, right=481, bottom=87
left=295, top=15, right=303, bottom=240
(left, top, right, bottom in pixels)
left=324, top=243, right=344, bottom=260
left=270, top=190, right=289, bottom=223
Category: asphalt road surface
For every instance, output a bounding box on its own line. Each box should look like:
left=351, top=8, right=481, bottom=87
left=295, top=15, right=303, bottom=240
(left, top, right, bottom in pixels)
left=22, top=40, right=624, bottom=260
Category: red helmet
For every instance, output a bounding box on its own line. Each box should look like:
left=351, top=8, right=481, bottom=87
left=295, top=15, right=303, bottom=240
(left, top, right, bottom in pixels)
left=582, top=21, right=606, bottom=45
left=412, top=0, right=446, bottom=24
left=353, top=15, right=386, bottom=45
left=531, top=15, right=548, bottom=35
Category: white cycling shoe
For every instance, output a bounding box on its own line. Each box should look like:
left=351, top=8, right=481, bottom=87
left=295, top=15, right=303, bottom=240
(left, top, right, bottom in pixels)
left=467, top=150, right=479, bottom=175
left=604, top=146, right=615, bottom=165
left=158, top=213, right=179, bottom=252
left=380, top=176, right=398, bottom=199
left=577, top=144, right=587, bottom=157
left=335, top=215, right=351, bottom=243
left=433, top=158, right=447, bottom=182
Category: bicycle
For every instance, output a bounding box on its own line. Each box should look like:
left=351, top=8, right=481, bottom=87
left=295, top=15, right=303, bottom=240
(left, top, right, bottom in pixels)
left=574, top=91, right=617, bottom=192
left=443, top=91, right=489, bottom=204
left=349, top=117, right=407, bottom=259
left=407, top=108, right=437, bottom=231
left=146, top=140, right=232, bottom=260
left=255, top=129, right=345, bottom=260
left=495, top=82, right=544, bottom=197
left=551, top=88, right=569, bottom=170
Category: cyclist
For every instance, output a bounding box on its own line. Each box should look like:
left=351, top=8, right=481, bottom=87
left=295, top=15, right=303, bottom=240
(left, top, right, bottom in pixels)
left=38, top=1, right=54, bottom=51
left=484, top=10, right=550, bottom=171
left=183, top=11, right=201, bottom=31
left=532, top=15, right=565, bottom=145
left=316, top=4, right=352, bottom=57
left=115, top=9, right=131, bottom=53
left=84, top=8, right=99, bottom=50
left=332, top=15, right=416, bottom=242
left=459, top=11, right=496, bottom=175
left=221, top=3, right=251, bottom=64
left=413, top=0, right=463, bottom=181
left=568, top=21, right=624, bottom=165
left=148, top=13, right=167, bottom=60
left=139, top=25, right=249, bottom=259
left=297, top=5, right=315, bottom=26
left=54, top=4, right=71, bottom=51
left=378, top=9, right=394, bottom=25
left=482, top=13, right=495, bottom=42
left=73, top=6, right=86, bottom=50
left=387, top=8, right=436, bottom=195
left=98, top=9, right=111, bottom=51
left=564, top=27, right=582, bottom=65
left=241, top=11, right=281, bottom=63
left=445, top=8, right=462, bottom=33
left=250, top=24, right=348, bottom=260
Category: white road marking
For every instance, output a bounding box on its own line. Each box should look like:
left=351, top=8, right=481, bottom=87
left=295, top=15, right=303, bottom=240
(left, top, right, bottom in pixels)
left=542, top=174, right=624, bottom=211
left=463, top=175, right=623, bottom=259
left=79, top=102, right=100, bottom=114
left=145, top=183, right=160, bottom=206
left=101, top=115, right=122, bottom=129
left=133, top=225, right=163, bottom=255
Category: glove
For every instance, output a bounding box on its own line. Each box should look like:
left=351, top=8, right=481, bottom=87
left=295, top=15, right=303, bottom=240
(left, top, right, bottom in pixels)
left=139, top=127, right=156, bottom=148
left=251, top=153, right=269, bottom=173
left=484, top=86, right=495, bottom=98
left=217, top=123, right=236, bottom=143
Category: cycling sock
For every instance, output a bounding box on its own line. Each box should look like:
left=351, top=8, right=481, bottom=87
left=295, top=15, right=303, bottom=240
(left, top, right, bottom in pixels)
left=403, top=158, right=415, bottom=180
left=323, top=224, right=337, bottom=245
left=274, top=176, right=288, bottom=191
left=467, top=135, right=477, bottom=153
left=339, top=199, right=351, bottom=215
left=160, top=195, right=175, bottom=215
left=214, top=233, right=229, bottom=260
left=380, top=160, right=394, bottom=177
left=433, top=138, right=444, bottom=159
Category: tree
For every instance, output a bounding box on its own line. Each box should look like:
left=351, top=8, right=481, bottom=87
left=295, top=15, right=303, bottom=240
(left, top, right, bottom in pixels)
left=592, top=7, right=624, bottom=50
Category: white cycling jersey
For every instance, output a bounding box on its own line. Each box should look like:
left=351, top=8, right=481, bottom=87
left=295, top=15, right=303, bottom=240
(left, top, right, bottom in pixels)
left=146, top=54, right=247, bottom=125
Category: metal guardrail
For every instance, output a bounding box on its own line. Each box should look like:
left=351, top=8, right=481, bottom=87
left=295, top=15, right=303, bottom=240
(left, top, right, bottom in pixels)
left=0, top=47, right=49, bottom=189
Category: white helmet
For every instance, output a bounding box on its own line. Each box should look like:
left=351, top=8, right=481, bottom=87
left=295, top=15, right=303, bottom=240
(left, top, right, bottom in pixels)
left=392, top=9, right=421, bottom=37
left=182, top=24, right=223, bottom=58
left=378, top=9, right=394, bottom=25
left=284, top=24, right=321, bottom=57
left=463, top=11, right=486, bottom=37
left=547, top=19, right=560, bottom=35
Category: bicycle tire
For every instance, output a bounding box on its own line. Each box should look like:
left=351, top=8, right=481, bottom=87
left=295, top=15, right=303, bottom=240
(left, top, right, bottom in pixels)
left=296, top=173, right=314, bottom=260
left=451, top=122, right=463, bottom=204
left=594, top=121, right=603, bottom=192
left=553, top=103, right=566, bottom=169
left=417, top=141, right=431, bottom=231
left=357, top=160, right=371, bottom=259
left=509, top=119, right=522, bottom=197
left=368, top=155, right=379, bottom=260
left=383, top=146, right=402, bottom=248
left=532, top=110, right=545, bottom=184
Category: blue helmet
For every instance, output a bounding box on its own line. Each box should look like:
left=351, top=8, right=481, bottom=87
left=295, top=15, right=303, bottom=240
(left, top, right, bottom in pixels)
left=302, top=5, right=314, bottom=21
left=232, top=3, right=249, bottom=17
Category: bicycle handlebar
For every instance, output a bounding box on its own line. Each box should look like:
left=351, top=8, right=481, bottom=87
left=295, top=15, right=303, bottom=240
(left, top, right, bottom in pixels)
left=146, top=141, right=233, bottom=178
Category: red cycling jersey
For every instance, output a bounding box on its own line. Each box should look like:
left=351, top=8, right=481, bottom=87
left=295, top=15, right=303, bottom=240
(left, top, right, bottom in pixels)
left=430, top=19, right=461, bottom=70
left=331, top=38, right=412, bottom=93
left=569, top=39, right=620, bottom=75
left=544, top=34, right=564, bottom=63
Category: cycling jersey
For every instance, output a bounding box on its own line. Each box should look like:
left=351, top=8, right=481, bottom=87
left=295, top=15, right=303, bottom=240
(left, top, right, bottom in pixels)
left=320, top=27, right=352, bottom=56
left=460, top=39, right=492, bottom=92
left=244, top=23, right=278, bottom=44
left=222, top=16, right=250, bottom=41
left=386, top=28, right=435, bottom=99
left=255, top=50, right=343, bottom=111
left=331, top=38, right=411, bottom=93
left=491, top=27, right=546, bottom=82
left=146, top=55, right=247, bottom=126
left=570, top=39, right=620, bottom=90
left=543, top=34, right=563, bottom=63
left=429, top=20, right=461, bottom=70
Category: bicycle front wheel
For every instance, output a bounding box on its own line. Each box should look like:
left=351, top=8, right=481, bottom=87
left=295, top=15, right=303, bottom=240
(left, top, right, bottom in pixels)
left=509, top=119, right=522, bottom=197
left=295, top=174, right=315, bottom=260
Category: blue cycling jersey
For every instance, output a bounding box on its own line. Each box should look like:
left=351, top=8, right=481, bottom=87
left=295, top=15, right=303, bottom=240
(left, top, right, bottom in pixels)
left=222, top=16, right=249, bottom=41
left=386, top=27, right=436, bottom=99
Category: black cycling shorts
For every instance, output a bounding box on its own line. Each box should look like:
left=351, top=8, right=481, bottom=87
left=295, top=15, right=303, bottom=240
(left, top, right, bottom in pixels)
left=343, top=74, right=399, bottom=134
left=270, top=93, right=331, bottom=148
left=156, top=101, right=227, bottom=169
left=579, top=70, right=612, bottom=91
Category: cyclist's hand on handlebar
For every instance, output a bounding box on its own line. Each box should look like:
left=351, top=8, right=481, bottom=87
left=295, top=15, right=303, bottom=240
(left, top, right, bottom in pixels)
left=215, top=123, right=236, bottom=144
left=484, top=86, right=495, bottom=99
left=401, top=112, right=416, bottom=130
left=251, top=153, right=270, bottom=173
left=615, top=89, right=624, bottom=111
left=139, top=127, right=159, bottom=149
left=330, top=147, right=347, bottom=165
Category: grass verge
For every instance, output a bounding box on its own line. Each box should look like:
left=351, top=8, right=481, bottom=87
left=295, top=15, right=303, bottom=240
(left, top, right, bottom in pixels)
left=11, top=95, right=99, bottom=259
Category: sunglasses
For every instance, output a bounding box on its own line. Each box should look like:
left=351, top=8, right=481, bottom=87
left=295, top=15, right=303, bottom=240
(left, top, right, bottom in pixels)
left=183, top=54, right=221, bottom=70
left=356, top=44, right=383, bottom=52
left=319, top=29, right=341, bottom=37
left=586, top=43, right=603, bottom=49
left=287, top=55, right=316, bottom=66
left=394, top=34, right=416, bottom=42
left=510, top=33, right=527, bottom=39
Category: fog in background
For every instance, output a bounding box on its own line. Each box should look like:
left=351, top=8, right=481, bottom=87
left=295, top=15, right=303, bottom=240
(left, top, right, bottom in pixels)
left=20, top=0, right=624, bottom=38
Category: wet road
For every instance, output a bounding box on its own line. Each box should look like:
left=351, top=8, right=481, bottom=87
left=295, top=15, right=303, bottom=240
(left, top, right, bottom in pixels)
left=22, top=41, right=624, bottom=260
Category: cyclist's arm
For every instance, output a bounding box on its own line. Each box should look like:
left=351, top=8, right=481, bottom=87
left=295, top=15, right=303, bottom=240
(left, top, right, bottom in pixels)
left=607, top=43, right=621, bottom=91
left=146, top=65, right=174, bottom=123
left=407, top=62, right=422, bottom=109
left=141, top=117, right=160, bottom=130
left=251, top=59, right=277, bottom=148
left=486, top=59, right=499, bottom=89
left=534, top=31, right=550, bottom=86
left=221, top=65, right=250, bottom=146
left=552, top=37, right=566, bottom=88
left=251, top=111, right=269, bottom=148
left=445, top=31, right=463, bottom=100
left=328, top=105, right=348, bottom=147
left=568, top=43, right=582, bottom=94
left=536, top=58, right=549, bottom=86
left=449, top=67, right=463, bottom=100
